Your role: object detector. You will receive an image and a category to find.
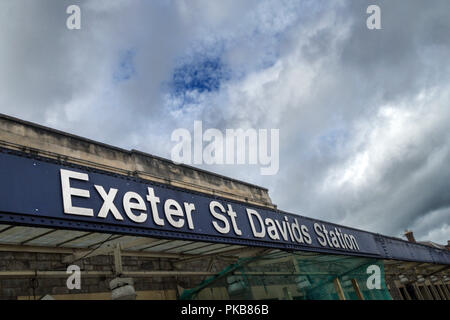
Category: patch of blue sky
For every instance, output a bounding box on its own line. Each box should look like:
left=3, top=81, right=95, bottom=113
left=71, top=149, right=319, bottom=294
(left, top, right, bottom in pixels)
left=258, top=32, right=283, bottom=68
left=173, top=57, right=228, bottom=94
left=166, top=0, right=328, bottom=110
left=169, top=53, right=231, bottom=109
left=298, top=0, right=330, bottom=18
left=318, top=127, right=350, bottom=155
left=113, top=49, right=136, bottom=83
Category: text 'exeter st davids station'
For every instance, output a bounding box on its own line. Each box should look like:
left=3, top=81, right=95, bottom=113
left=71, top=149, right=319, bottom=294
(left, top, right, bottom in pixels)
left=0, top=114, right=449, bottom=300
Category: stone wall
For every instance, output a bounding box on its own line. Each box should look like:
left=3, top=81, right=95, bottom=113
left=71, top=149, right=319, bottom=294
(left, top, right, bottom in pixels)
left=0, top=251, right=228, bottom=300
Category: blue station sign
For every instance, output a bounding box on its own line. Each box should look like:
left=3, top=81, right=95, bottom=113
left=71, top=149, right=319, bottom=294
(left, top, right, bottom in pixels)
left=0, top=148, right=449, bottom=264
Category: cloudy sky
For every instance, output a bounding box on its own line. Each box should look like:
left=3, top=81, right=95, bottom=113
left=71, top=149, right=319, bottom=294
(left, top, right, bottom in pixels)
left=1, top=0, right=449, bottom=243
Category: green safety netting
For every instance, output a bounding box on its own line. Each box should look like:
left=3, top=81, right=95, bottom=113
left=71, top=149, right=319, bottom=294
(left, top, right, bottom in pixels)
left=180, top=251, right=392, bottom=300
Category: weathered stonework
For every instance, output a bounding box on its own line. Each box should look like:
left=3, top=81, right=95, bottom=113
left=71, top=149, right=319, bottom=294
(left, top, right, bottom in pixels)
left=0, top=113, right=274, bottom=208
left=0, top=251, right=230, bottom=300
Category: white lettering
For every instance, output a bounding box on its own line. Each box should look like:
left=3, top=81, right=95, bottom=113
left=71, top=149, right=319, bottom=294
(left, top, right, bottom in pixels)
left=60, top=169, right=93, bottom=217
left=247, top=209, right=265, bottom=238
left=123, top=192, right=147, bottom=223
left=94, top=185, right=123, bottom=220
left=164, top=199, right=185, bottom=229
left=209, top=201, right=230, bottom=234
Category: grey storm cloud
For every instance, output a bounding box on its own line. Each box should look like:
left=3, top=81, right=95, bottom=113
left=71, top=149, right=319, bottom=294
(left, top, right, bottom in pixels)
left=0, top=0, right=449, bottom=243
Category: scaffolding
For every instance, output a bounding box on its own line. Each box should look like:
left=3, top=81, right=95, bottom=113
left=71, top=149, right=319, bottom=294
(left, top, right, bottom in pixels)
left=180, top=251, right=392, bottom=300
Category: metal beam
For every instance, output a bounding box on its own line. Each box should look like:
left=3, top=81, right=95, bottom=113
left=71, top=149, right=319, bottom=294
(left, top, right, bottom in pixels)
left=87, top=235, right=123, bottom=248
left=120, top=251, right=190, bottom=259
left=177, top=242, right=217, bottom=254
left=333, top=278, right=346, bottom=300
left=0, top=225, right=15, bottom=236
left=173, top=247, right=266, bottom=266
left=0, top=270, right=217, bottom=278
left=251, top=256, right=293, bottom=267
left=0, top=243, right=77, bottom=254
left=20, top=229, right=58, bottom=245
left=113, top=244, right=123, bottom=276
left=351, top=279, right=365, bottom=300
left=62, top=237, right=164, bottom=263
left=56, top=232, right=93, bottom=247
left=0, top=243, right=192, bottom=260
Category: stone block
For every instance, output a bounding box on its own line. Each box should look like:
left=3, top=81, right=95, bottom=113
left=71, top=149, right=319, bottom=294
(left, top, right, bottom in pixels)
left=1, top=288, right=17, bottom=299
left=1, top=278, right=28, bottom=289
left=6, top=260, right=29, bottom=270
left=37, top=253, right=61, bottom=261
left=12, top=252, right=36, bottom=260
left=51, top=286, right=70, bottom=295
left=88, top=256, right=111, bottom=265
